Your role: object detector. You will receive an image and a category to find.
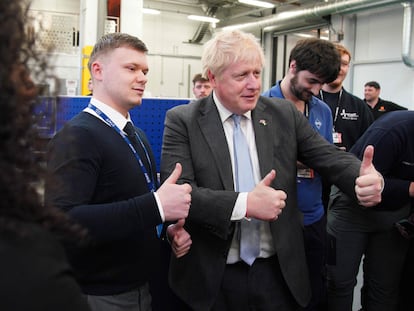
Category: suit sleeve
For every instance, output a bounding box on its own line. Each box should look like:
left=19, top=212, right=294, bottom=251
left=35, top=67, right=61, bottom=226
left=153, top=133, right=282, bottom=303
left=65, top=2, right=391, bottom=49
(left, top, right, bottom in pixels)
left=161, top=106, right=237, bottom=240
left=293, top=106, right=361, bottom=201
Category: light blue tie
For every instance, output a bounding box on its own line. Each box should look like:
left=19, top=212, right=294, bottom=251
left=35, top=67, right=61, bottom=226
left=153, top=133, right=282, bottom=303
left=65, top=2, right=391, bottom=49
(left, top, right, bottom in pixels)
left=232, top=114, right=260, bottom=266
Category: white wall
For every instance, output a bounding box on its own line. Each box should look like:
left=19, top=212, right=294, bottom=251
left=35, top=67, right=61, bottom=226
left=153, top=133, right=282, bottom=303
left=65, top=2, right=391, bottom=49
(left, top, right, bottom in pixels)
left=349, top=6, right=414, bottom=109
left=30, top=0, right=414, bottom=105
left=142, top=12, right=209, bottom=98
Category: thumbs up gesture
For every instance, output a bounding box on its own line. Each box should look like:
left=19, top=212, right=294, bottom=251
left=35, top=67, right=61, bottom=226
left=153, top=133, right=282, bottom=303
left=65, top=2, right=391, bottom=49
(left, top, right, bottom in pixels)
left=246, top=170, right=286, bottom=221
left=157, top=163, right=192, bottom=221
left=167, top=219, right=192, bottom=258
left=355, top=145, right=383, bottom=207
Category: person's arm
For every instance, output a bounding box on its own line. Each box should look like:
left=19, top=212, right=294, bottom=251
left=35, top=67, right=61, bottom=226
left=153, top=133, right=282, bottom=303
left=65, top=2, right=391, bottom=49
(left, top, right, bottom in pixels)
left=294, top=106, right=382, bottom=206
left=161, top=107, right=237, bottom=240
left=361, top=131, right=412, bottom=208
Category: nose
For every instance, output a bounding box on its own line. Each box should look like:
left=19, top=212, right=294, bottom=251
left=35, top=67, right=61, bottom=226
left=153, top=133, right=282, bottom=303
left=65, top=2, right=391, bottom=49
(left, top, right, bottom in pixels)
left=246, top=73, right=261, bottom=89
left=137, top=70, right=148, bottom=83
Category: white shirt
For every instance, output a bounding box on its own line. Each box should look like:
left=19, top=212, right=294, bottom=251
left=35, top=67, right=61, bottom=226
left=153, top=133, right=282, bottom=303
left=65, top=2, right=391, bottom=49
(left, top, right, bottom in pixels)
left=212, top=92, right=275, bottom=263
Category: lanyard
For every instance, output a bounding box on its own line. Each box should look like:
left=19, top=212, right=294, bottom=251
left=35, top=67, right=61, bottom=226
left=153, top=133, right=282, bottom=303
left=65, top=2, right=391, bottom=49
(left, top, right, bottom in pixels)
left=320, top=89, right=343, bottom=130
left=304, top=102, right=309, bottom=119
left=88, top=103, right=156, bottom=192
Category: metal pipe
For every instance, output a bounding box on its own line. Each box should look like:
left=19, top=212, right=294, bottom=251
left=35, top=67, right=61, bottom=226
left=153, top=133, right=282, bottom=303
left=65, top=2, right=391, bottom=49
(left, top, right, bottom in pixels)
left=402, top=2, right=414, bottom=67
left=221, top=0, right=404, bottom=32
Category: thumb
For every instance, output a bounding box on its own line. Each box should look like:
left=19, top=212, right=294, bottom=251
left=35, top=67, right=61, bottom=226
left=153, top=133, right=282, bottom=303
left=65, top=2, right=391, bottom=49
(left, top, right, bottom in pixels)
left=360, top=145, right=374, bottom=175
left=170, top=219, right=185, bottom=236
left=164, top=163, right=182, bottom=184
left=175, top=218, right=185, bottom=229
left=259, top=169, right=276, bottom=187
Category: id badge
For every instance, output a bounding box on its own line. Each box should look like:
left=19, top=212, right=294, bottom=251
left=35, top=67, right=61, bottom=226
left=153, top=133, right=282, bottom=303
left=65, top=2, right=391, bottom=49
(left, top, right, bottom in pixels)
left=297, top=168, right=314, bottom=179
left=332, top=132, right=342, bottom=144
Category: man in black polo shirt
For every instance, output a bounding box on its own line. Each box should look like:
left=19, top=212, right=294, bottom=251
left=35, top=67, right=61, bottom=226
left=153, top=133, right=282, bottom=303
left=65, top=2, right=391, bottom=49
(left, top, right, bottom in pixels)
left=364, top=81, right=407, bottom=120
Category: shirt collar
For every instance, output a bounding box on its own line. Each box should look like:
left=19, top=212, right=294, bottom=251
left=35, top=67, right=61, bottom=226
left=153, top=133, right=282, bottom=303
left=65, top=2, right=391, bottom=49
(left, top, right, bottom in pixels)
left=88, top=98, right=132, bottom=131
left=212, top=91, right=252, bottom=123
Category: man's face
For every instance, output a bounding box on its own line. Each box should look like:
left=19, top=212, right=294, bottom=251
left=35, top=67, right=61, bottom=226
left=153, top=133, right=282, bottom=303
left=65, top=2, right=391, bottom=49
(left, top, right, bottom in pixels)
left=328, top=53, right=350, bottom=89
left=87, top=79, right=93, bottom=92
left=210, top=59, right=262, bottom=115
left=364, top=86, right=380, bottom=102
left=193, top=81, right=212, bottom=99
left=92, top=47, right=148, bottom=115
left=290, top=69, right=324, bottom=102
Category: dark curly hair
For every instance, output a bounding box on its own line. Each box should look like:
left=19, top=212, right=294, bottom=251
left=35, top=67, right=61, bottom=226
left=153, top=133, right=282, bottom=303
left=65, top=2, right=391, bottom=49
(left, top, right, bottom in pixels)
left=289, top=38, right=341, bottom=84
left=0, top=0, right=86, bottom=241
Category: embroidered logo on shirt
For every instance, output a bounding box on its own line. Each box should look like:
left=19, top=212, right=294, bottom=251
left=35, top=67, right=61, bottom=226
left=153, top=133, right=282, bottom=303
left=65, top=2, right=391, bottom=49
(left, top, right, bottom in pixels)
left=340, top=109, right=359, bottom=121
left=314, top=118, right=322, bottom=130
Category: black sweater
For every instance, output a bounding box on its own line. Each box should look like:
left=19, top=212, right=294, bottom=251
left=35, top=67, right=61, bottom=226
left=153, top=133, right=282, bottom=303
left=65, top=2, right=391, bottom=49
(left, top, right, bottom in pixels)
left=46, top=112, right=162, bottom=295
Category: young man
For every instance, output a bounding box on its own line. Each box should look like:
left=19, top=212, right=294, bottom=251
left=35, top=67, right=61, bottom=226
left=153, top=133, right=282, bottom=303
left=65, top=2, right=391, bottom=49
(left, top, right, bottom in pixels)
left=46, top=33, right=192, bottom=311
left=161, top=29, right=384, bottom=311
left=320, top=44, right=374, bottom=151
left=364, top=81, right=407, bottom=120
left=192, top=73, right=212, bottom=99
left=262, top=38, right=340, bottom=311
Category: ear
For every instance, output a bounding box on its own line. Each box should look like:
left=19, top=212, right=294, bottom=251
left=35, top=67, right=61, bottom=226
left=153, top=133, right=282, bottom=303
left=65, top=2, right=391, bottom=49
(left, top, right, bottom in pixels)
left=289, top=60, right=297, bottom=71
left=207, top=70, right=216, bottom=87
left=90, top=61, right=103, bottom=81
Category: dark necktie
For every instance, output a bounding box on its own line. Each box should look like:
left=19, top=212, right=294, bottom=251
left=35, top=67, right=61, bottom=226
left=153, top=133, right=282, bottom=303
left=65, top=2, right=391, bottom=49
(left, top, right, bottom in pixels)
left=232, top=114, right=261, bottom=266
left=123, top=121, right=153, bottom=178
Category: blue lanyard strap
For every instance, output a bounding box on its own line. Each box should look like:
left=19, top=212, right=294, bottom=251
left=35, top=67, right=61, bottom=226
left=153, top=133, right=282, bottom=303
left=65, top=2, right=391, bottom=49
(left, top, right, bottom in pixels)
left=88, top=103, right=156, bottom=192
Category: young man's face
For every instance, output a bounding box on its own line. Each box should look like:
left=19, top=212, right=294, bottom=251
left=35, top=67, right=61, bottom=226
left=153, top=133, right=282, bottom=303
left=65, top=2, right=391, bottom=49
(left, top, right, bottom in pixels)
left=290, top=68, right=324, bottom=102
left=91, top=47, right=148, bottom=116
left=193, top=81, right=212, bottom=99
left=328, top=53, right=350, bottom=89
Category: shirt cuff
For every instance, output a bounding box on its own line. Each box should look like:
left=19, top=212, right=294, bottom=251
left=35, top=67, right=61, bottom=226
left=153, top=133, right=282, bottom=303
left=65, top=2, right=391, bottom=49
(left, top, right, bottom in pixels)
left=153, top=192, right=165, bottom=222
left=231, top=192, right=248, bottom=220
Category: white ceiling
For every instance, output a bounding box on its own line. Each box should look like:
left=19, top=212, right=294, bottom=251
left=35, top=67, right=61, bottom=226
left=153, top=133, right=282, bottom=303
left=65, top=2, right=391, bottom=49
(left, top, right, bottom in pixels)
left=143, top=0, right=328, bottom=27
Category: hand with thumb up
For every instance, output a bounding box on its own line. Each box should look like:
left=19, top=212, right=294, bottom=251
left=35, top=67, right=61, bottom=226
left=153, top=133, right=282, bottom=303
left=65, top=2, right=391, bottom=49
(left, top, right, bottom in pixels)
left=167, top=219, right=192, bottom=258
left=157, top=163, right=192, bottom=221
left=246, top=169, right=286, bottom=221
left=355, top=145, right=383, bottom=207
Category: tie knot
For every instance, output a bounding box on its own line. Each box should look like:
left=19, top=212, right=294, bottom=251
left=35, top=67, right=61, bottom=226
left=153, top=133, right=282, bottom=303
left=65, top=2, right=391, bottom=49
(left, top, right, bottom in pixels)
left=124, top=121, right=136, bottom=137
left=232, top=114, right=242, bottom=127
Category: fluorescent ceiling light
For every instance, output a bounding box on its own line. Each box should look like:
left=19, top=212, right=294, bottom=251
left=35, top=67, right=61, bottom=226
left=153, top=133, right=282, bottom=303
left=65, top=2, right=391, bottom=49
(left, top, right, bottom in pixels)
left=143, top=8, right=161, bottom=15
left=188, top=15, right=220, bottom=23
left=238, top=0, right=275, bottom=9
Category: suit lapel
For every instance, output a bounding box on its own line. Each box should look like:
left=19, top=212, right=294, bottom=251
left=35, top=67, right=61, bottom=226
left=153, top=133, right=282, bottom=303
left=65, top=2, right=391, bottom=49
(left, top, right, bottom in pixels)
left=198, top=99, right=234, bottom=190
left=252, top=100, right=274, bottom=179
